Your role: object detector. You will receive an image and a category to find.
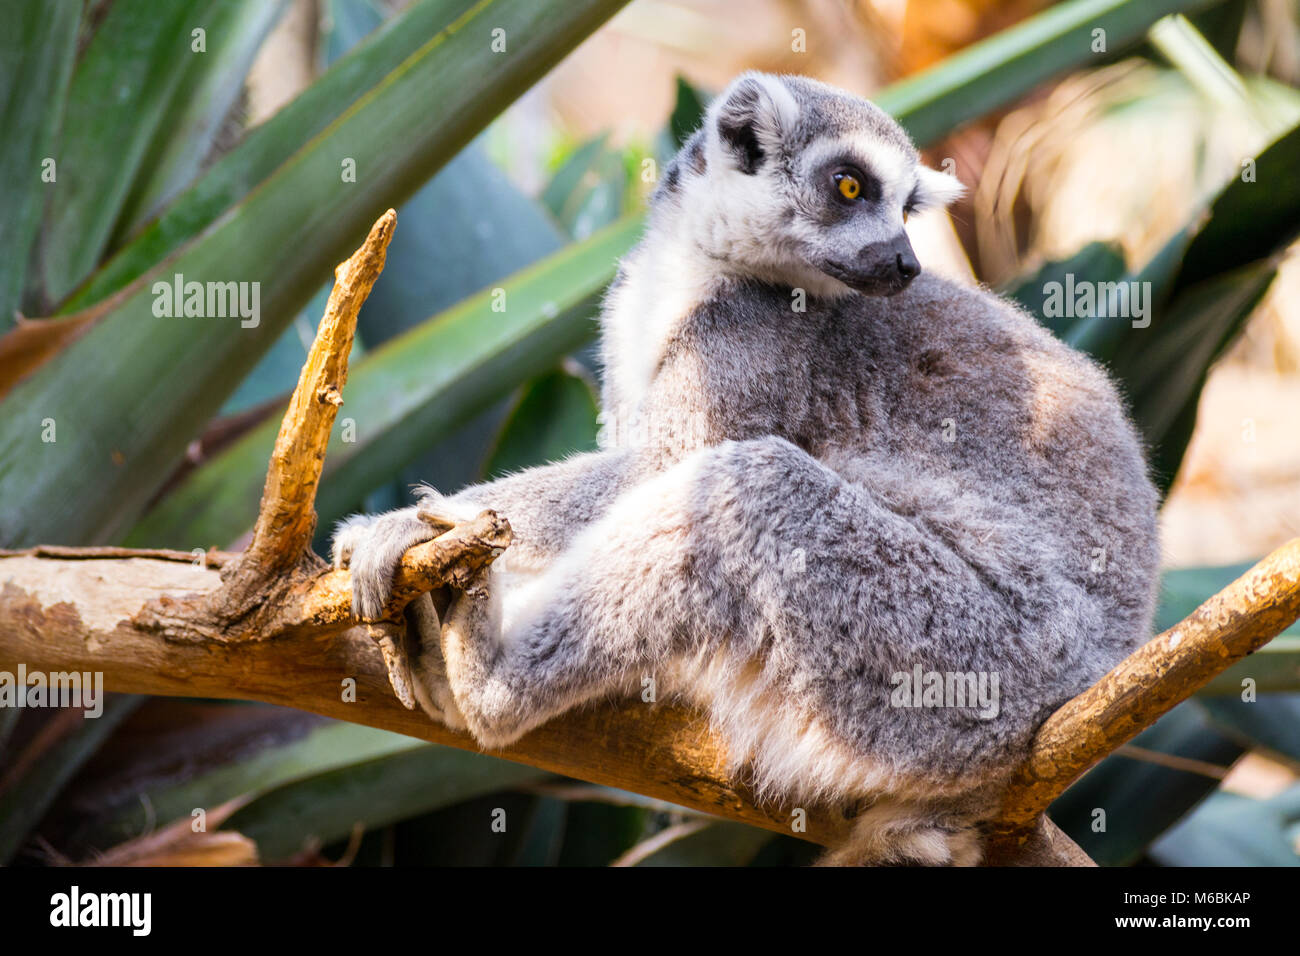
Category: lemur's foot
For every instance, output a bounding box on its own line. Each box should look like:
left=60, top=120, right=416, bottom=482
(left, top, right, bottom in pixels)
left=405, top=591, right=468, bottom=730
left=364, top=620, right=419, bottom=711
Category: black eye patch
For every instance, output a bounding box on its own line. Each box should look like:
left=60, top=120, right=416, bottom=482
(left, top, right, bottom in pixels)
left=857, top=171, right=884, bottom=203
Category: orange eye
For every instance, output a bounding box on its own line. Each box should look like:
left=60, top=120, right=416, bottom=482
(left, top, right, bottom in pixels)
left=903, top=209, right=909, bottom=223
left=836, top=174, right=861, bottom=200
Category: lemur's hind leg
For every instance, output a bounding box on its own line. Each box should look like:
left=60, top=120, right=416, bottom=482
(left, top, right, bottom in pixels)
left=333, top=508, right=472, bottom=724
left=436, top=435, right=1045, bottom=804
left=437, top=454, right=710, bottom=747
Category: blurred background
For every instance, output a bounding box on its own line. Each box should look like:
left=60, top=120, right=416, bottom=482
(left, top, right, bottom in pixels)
left=1, top=0, right=1298, bottom=866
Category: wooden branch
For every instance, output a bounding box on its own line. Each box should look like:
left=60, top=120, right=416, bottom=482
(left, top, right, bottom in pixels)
left=984, top=537, right=1300, bottom=862
left=224, top=209, right=395, bottom=602
left=0, top=545, right=236, bottom=567
left=0, top=551, right=841, bottom=845
left=3, top=207, right=1299, bottom=866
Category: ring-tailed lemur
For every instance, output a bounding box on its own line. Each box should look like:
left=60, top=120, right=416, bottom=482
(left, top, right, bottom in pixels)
left=332, top=72, right=1160, bottom=865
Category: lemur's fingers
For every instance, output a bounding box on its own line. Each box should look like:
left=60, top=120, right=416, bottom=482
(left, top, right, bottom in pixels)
left=344, top=509, right=440, bottom=620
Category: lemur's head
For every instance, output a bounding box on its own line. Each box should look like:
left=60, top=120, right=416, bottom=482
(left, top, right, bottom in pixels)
left=654, top=72, right=963, bottom=297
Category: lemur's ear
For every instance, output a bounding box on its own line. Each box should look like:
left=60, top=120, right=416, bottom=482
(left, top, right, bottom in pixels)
left=711, top=72, right=799, bottom=175
left=910, top=164, right=965, bottom=211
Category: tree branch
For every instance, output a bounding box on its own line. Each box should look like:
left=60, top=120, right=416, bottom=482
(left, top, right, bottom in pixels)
left=2, top=208, right=1299, bottom=865
left=224, top=208, right=394, bottom=601
left=985, top=537, right=1300, bottom=862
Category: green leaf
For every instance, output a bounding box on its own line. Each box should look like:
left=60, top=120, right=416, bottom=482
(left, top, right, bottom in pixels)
left=219, top=288, right=334, bottom=416
left=125, top=215, right=644, bottom=549
left=0, top=696, right=143, bottom=865
left=57, top=699, right=553, bottom=864
left=73, top=715, right=423, bottom=852
left=209, top=0, right=388, bottom=419
left=1198, top=638, right=1300, bottom=697
left=1148, top=13, right=1253, bottom=114
left=667, top=74, right=708, bottom=150
left=339, top=139, right=572, bottom=530
left=307, top=0, right=569, bottom=517
left=111, top=0, right=291, bottom=243
left=560, top=148, right=628, bottom=240
left=628, top=821, right=776, bottom=866
left=320, top=0, right=389, bottom=68
left=365, top=791, right=553, bottom=865
left=225, top=744, right=549, bottom=862
left=542, top=138, right=628, bottom=240
left=1054, top=122, right=1300, bottom=492
left=875, top=0, right=1221, bottom=148
left=318, top=0, right=568, bottom=346
left=482, top=366, right=600, bottom=478
left=34, top=0, right=228, bottom=306
left=57, top=0, right=477, bottom=313
left=556, top=801, right=647, bottom=865
left=1198, top=695, right=1300, bottom=766
left=141, top=0, right=581, bottom=546
left=1127, top=124, right=1300, bottom=474
left=1158, top=560, right=1300, bottom=636
left=545, top=78, right=703, bottom=242
left=1172, top=125, right=1300, bottom=288
left=1134, top=262, right=1283, bottom=489
left=1150, top=784, right=1300, bottom=866
left=1159, top=561, right=1300, bottom=696
left=1185, top=0, right=1249, bottom=64
left=1001, top=241, right=1128, bottom=338
left=360, top=143, right=568, bottom=348
left=0, top=0, right=80, bottom=328
left=225, top=0, right=567, bottom=479
left=0, top=0, right=634, bottom=548
left=540, top=134, right=610, bottom=220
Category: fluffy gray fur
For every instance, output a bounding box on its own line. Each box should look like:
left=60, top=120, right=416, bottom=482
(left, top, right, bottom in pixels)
left=332, top=72, right=1160, bottom=865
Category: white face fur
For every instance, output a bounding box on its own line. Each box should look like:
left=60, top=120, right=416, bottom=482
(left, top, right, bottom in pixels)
left=668, top=71, right=964, bottom=298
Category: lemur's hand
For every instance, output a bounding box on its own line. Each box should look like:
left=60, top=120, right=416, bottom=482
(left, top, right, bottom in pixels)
left=332, top=510, right=432, bottom=620
left=332, top=490, right=483, bottom=621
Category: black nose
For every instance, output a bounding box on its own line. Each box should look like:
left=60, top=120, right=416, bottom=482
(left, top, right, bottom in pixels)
left=831, top=233, right=922, bottom=295
left=896, top=248, right=920, bottom=280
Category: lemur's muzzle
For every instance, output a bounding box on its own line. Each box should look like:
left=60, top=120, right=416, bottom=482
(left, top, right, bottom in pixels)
left=823, top=234, right=920, bottom=296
